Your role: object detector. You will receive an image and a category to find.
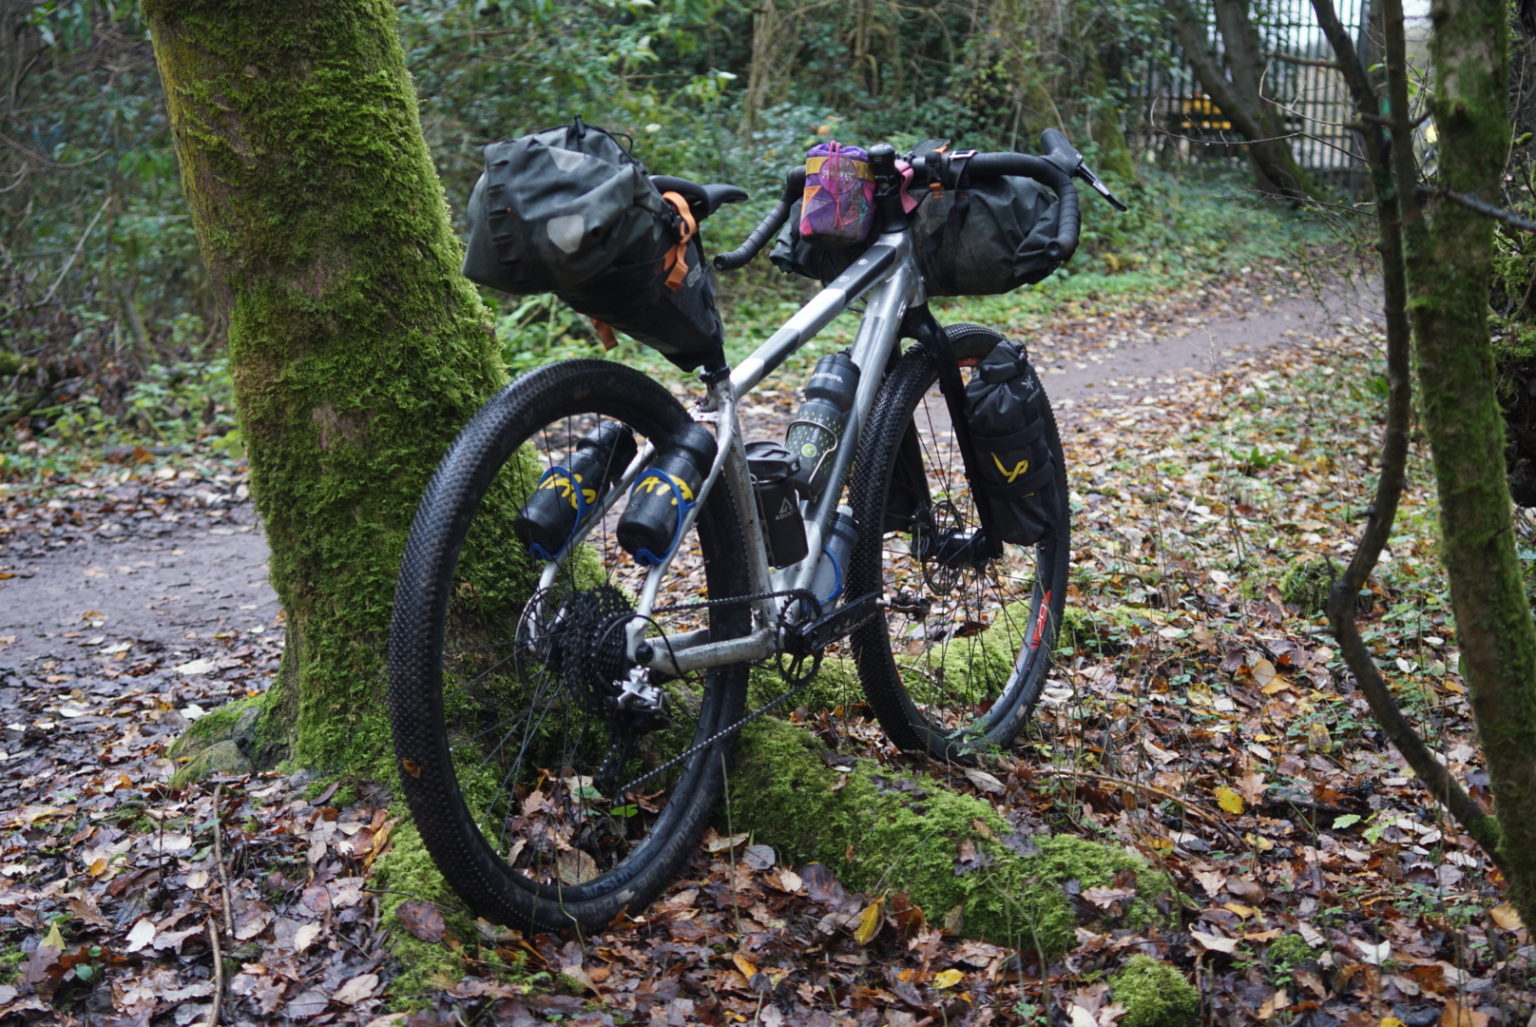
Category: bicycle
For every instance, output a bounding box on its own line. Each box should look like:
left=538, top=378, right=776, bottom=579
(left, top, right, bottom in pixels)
left=387, top=131, right=1123, bottom=933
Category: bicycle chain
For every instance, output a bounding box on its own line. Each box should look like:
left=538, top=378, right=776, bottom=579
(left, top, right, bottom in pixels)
left=606, top=587, right=825, bottom=798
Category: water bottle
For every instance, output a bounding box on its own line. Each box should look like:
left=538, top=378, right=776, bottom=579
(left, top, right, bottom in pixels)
left=514, top=420, right=637, bottom=560
left=617, top=423, right=717, bottom=565
left=809, top=507, right=859, bottom=605
left=784, top=351, right=859, bottom=498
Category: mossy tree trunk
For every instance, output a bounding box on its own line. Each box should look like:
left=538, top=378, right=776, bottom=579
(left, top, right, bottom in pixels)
left=142, top=0, right=505, bottom=777
left=1402, top=0, right=1536, bottom=926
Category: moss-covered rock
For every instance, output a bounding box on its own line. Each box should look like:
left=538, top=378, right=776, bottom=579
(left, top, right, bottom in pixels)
left=1279, top=557, right=1339, bottom=615
left=1058, top=604, right=1160, bottom=655
left=1110, top=955, right=1199, bottom=1027
left=168, top=697, right=269, bottom=784
left=725, top=716, right=1177, bottom=949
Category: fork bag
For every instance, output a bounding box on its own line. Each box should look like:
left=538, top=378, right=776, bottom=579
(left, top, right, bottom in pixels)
left=463, top=118, right=725, bottom=372
left=964, top=339, right=1057, bottom=545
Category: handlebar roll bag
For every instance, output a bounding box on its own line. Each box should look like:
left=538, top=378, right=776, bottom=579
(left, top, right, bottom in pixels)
left=462, top=119, right=725, bottom=372
left=770, top=155, right=1064, bottom=297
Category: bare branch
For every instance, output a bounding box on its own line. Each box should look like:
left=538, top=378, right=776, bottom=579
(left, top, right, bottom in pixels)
left=1419, top=185, right=1536, bottom=232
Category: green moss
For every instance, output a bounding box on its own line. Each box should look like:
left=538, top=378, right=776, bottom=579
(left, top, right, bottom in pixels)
left=1110, top=955, right=1199, bottom=1027
left=1279, top=556, right=1338, bottom=615
left=726, top=716, right=1175, bottom=949
left=168, top=696, right=273, bottom=784
left=747, top=656, right=864, bottom=715
left=1058, top=604, right=1159, bottom=655
left=1264, top=932, right=1316, bottom=980
left=372, top=822, right=540, bottom=1007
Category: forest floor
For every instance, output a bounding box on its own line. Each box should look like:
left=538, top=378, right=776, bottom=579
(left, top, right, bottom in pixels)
left=3, top=261, right=1532, bottom=1026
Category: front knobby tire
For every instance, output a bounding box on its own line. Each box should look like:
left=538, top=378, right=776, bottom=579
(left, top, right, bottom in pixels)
left=848, top=324, right=1070, bottom=761
left=388, top=360, right=748, bottom=933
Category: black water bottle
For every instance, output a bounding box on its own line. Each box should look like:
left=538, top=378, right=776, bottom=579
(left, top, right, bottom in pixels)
left=515, top=420, right=638, bottom=559
left=784, top=351, right=860, bottom=498
left=617, top=423, right=717, bottom=565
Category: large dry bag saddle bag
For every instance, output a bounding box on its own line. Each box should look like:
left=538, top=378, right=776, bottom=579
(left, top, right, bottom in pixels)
left=771, top=140, right=1063, bottom=297
left=462, top=118, right=725, bottom=372
left=963, top=339, right=1057, bottom=546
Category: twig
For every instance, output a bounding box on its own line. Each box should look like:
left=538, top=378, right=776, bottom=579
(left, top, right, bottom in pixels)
left=1419, top=185, right=1536, bottom=232
left=204, top=915, right=223, bottom=1027
left=211, top=782, right=234, bottom=936
left=1032, top=768, right=1246, bottom=846
left=37, top=194, right=110, bottom=309
left=1263, top=51, right=1341, bottom=69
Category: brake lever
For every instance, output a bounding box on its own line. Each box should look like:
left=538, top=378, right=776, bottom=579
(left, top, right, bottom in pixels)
left=1074, top=163, right=1129, bottom=212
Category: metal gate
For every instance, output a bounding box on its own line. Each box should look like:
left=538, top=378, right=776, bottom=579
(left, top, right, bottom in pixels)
left=1131, top=0, right=1371, bottom=177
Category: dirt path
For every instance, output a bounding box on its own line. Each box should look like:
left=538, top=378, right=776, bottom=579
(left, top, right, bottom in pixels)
left=0, top=274, right=1377, bottom=695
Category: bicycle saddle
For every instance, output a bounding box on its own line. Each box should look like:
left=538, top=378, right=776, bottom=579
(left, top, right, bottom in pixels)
left=649, top=176, right=749, bottom=220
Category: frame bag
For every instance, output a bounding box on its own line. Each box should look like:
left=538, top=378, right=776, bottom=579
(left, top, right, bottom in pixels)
left=462, top=119, right=725, bottom=372
left=964, top=340, right=1057, bottom=546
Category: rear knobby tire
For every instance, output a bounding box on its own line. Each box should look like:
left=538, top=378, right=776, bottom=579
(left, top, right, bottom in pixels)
left=848, top=325, right=1070, bottom=761
left=388, top=360, right=748, bottom=932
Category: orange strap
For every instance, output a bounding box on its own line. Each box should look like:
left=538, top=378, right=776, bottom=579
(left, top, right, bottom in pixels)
left=660, top=191, right=697, bottom=292
left=590, top=318, right=618, bottom=350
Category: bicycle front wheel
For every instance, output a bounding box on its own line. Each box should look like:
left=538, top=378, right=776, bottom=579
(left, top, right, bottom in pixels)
left=388, top=360, right=748, bottom=933
left=848, top=324, right=1070, bottom=760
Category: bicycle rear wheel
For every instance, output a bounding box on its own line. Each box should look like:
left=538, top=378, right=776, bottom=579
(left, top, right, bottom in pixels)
left=388, top=360, right=748, bottom=932
left=848, top=324, right=1069, bottom=760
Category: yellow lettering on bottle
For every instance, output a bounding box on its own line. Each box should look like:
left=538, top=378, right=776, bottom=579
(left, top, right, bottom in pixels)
left=539, top=471, right=598, bottom=510
left=636, top=473, right=694, bottom=505
left=989, top=452, right=1030, bottom=483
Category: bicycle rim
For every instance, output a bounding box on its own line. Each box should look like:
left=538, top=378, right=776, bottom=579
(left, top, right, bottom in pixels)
left=849, top=325, right=1069, bottom=760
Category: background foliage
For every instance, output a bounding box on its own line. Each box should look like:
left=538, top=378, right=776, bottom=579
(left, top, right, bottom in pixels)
left=13, top=0, right=1516, bottom=478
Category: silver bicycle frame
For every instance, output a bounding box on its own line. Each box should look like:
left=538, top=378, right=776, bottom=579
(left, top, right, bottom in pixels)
left=628, top=229, right=926, bottom=677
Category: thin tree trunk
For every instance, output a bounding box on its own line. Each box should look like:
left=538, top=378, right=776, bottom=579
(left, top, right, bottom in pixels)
left=143, top=0, right=506, bottom=776
left=1401, top=0, right=1536, bottom=926
left=1309, top=0, right=1505, bottom=869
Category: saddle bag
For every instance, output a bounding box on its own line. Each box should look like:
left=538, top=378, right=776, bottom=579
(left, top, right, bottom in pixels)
left=462, top=118, right=725, bottom=372
left=964, top=340, right=1057, bottom=546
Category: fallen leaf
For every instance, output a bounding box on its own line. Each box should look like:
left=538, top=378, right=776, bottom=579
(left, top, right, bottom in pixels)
left=1213, top=786, right=1245, bottom=815
left=1190, top=928, right=1239, bottom=954
left=124, top=917, right=156, bottom=953
left=556, top=848, right=598, bottom=885
left=1490, top=902, right=1523, bottom=930
left=933, top=968, right=964, bottom=989
left=963, top=768, right=1005, bottom=794
left=742, top=843, right=776, bottom=869
left=292, top=922, right=322, bottom=953
left=395, top=901, right=446, bottom=943
left=333, top=973, right=380, bottom=1005
left=854, top=897, right=884, bottom=944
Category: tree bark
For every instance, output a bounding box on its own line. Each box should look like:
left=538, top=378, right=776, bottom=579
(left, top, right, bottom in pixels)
left=142, top=0, right=506, bottom=776
left=1402, top=0, right=1536, bottom=925
left=1164, top=0, right=1319, bottom=200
